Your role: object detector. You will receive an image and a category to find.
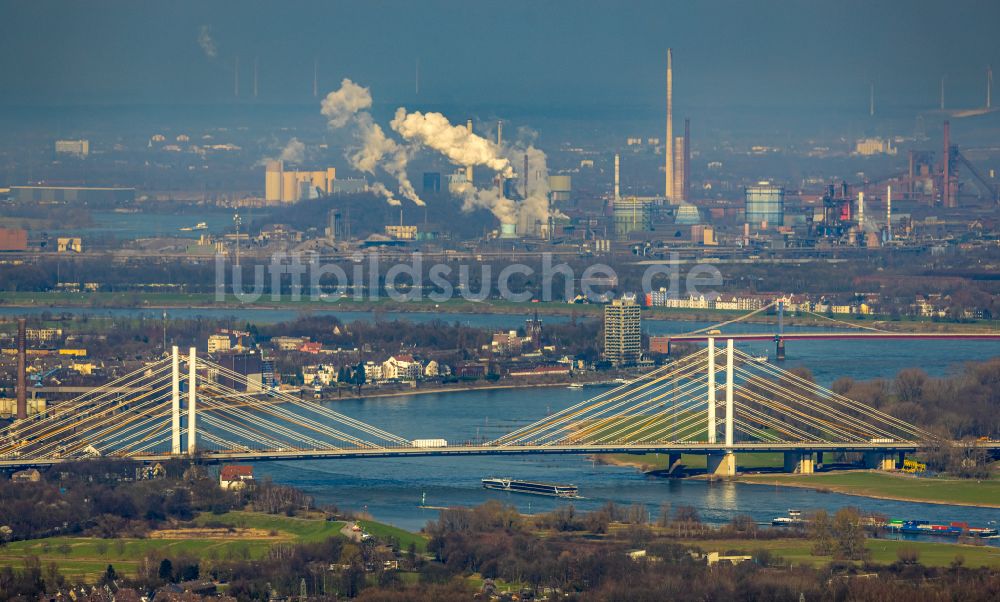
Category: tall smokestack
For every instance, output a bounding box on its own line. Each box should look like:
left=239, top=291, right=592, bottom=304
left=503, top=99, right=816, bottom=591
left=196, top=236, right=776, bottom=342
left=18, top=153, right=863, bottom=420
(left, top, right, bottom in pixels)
left=614, top=153, right=620, bottom=201
left=665, top=48, right=674, bottom=201
left=313, top=58, right=318, bottom=98
left=683, top=117, right=690, bottom=201
left=16, top=318, right=26, bottom=420
left=943, top=120, right=952, bottom=208
left=988, top=66, right=993, bottom=109
left=465, top=119, right=474, bottom=186
left=523, top=153, right=529, bottom=199
left=886, top=185, right=892, bottom=240
left=672, top=136, right=686, bottom=202
left=234, top=55, right=240, bottom=98
left=253, top=57, right=259, bottom=98
left=497, top=120, right=502, bottom=147
left=940, top=76, right=945, bottom=110
left=870, top=82, right=875, bottom=117
left=858, top=191, right=865, bottom=230
left=415, top=58, right=420, bottom=95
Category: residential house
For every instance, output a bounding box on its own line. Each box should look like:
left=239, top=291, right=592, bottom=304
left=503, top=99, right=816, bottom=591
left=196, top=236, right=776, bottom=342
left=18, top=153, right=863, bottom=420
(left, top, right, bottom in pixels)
left=382, top=354, right=421, bottom=381
left=11, top=468, right=41, bottom=483
left=219, top=465, right=254, bottom=490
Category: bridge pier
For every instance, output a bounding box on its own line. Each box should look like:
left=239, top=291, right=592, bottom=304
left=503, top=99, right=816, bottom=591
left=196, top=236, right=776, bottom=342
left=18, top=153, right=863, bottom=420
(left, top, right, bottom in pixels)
left=707, top=452, right=736, bottom=477
left=783, top=452, right=815, bottom=474
left=775, top=337, right=786, bottom=361
left=863, top=451, right=896, bottom=471
left=667, top=452, right=684, bottom=475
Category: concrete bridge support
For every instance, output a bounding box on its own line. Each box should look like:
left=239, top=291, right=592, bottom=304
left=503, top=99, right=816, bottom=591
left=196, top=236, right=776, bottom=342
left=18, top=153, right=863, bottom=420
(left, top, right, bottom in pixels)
left=863, top=451, right=895, bottom=471
left=707, top=338, right=716, bottom=444
left=171, top=346, right=181, bottom=455
left=187, top=347, right=197, bottom=455
left=783, top=452, right=815, bottom=474
left=707, top=452, right=736, bottom=477
left=666, top=452, right=684, bottom=475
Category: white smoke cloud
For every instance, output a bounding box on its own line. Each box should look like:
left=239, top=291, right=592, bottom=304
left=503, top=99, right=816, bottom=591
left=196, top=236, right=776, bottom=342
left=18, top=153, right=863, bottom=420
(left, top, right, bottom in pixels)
left=458, top=142, right=555, bottom=234
left=321, top=79, right=373, bottom=129
left=370, top=182, right=401, bottom=206
left=198, top=26, right=217, bottom=60
left=461, top=185, right=519, bottom=225
left=390, top=109, right=513, bottom=177
left=321, top=80, right=424, bottom=207
left=278, top=138, right=306, bottom=164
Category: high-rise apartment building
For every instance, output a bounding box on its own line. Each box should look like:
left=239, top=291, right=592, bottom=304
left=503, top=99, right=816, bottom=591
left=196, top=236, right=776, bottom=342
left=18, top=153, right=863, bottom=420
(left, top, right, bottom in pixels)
left=604, top=295, right=641, bottom=366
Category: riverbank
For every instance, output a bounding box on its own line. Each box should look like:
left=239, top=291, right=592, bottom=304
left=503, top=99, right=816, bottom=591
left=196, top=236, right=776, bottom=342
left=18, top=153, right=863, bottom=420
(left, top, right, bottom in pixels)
left=595, top=455, right=1000, bottom=508
left=1, top=291, right=995, bottom=333
left=322, top=377, right=620, bottom=402
left=735, top=472, right=1000, bottom=508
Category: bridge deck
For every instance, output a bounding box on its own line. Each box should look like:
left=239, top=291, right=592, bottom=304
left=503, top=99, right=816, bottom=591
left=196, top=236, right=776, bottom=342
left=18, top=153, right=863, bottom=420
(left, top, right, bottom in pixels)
left=5, top=441, right=991, bottom=469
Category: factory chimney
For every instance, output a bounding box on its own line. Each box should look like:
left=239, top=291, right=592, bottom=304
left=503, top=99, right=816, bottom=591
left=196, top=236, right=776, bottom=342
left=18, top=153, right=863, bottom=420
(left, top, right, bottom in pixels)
left=870, top=82, right=875, bottom=117
left=886, top=185, right=892, bottom=240
left=16, top=318, right=26, bottom=420
left=497, top=120, right=502, bottom=147
left=988, top=66, right=993, bottom=109
left=234, top=55, right=240, bottom=98
left=466, top=119, right=474, bottom=187
left=940, top=76, right=945, bottom=110
left=665, top=48, right=674, bottom=201
left=684, top=118, right=690, bottom=199
left=858, top=191, right=865, bottom=230
left=313, top=58, right=318, bottom=98
left=614, top=153, right=620, bottom=201
left=253, top=57, right=259, bottom=98
left=943, top=120, right=952, bottom=207
left=523, top=153, right=529, bottom=199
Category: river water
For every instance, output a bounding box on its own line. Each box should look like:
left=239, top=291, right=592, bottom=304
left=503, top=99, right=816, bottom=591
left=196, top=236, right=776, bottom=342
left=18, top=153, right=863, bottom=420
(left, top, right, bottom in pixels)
left=6, top=305, right=999, bottom=535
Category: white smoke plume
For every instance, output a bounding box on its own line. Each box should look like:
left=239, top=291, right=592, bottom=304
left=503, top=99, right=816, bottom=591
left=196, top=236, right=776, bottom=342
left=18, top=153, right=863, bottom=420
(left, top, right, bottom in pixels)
left=321, top=80, right=424, bottom=206
left=370, top=182, right=401, bottom=206
left=321, top=78, right=373, bottom=129
left=461, top=186, right=519, bottom=225
left=459, top=142, right=556, bottom=235
left=198, top=26, right=217, bottom=60
left=390, top=109, right=513, bottom=177
left=278, top=138, right=306, bottom=164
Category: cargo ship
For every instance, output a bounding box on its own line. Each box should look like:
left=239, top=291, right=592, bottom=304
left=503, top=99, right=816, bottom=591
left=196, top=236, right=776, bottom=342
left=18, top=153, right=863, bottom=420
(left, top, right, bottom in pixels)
left=482, top=477, right=579, bottom=498
left=886, top=520, right=998, bottom=538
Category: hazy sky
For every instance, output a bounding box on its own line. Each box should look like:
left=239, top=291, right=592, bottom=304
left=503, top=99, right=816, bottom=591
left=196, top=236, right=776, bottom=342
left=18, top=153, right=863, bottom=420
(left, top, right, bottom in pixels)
left=2, top=0, right=998, bottom=112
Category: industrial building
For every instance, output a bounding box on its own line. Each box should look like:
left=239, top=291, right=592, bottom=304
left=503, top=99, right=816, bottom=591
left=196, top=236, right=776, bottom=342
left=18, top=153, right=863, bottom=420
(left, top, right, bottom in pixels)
left=0, top=228, right=28, bottom=251
left=744, top=182, right=785, bottom=228
left=422, top=172, right=441, bottom=193
left=54, top=139, right=89, bottom=158
left=264, top=160, right=336, bottom=203
left=12, top=186, right=135, bottom=204
left=613, top=197, right=657, bottom=239
left=548, top=175, right=572, bottom=203
left=604, top=295, right=641, bottom=367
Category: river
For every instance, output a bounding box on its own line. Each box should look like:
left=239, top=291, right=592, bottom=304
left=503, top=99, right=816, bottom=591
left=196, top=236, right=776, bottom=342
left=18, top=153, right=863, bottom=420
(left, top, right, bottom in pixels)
left=6, top=305, right=999, bottom=535
left=254, top=385, right=1000, bottom=538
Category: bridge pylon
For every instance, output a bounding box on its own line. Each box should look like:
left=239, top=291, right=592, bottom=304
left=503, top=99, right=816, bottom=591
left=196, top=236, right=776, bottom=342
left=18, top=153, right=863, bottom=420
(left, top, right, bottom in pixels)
left=490, top=338, right=937, bottom=475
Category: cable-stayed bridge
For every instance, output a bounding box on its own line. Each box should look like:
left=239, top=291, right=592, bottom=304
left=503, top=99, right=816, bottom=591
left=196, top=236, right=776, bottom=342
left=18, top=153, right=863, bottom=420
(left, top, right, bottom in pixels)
left=0, top=340, right=993, bottom=474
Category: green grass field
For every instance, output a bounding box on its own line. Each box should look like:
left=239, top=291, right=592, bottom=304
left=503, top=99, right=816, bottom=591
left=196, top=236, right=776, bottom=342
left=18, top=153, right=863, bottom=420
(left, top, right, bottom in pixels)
left=357, top=520, right=428, bottom=553
left=683, top=537, right=1000, bottom=568
left=192, top=511, right=344, bottom=543
left=738, top=471, right=1000, bottom=507
left=0, top=511, right=428, bottom=582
